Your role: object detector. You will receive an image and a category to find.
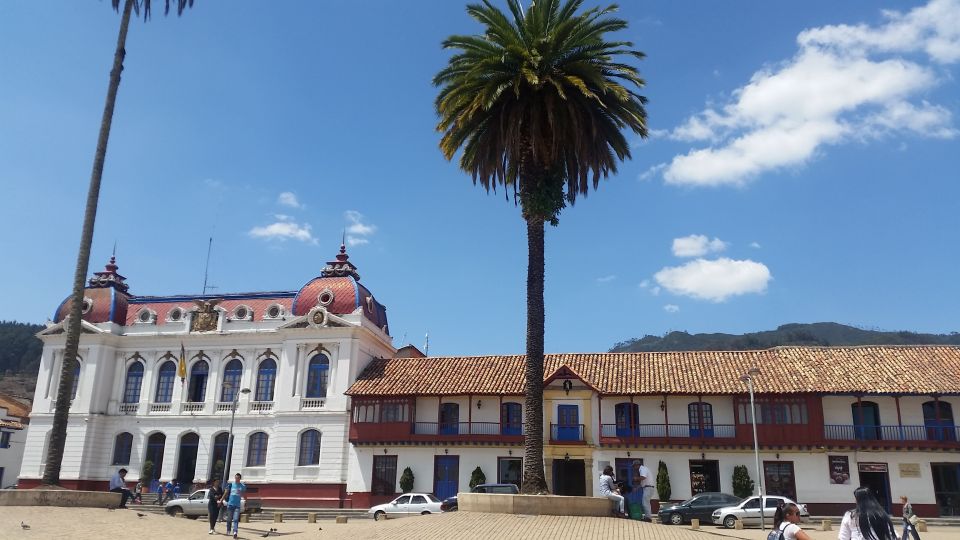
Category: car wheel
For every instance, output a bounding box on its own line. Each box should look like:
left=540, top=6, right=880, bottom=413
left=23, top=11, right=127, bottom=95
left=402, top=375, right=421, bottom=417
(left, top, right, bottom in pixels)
left=186, top=515, right=199, bottom=520
left=374, top=510, right=386, bottom=521
left=421, top=511, right=431, bottom=515
left=723, top=515, right=737, bottom=529
left=670, top=513, right=683, bottom=525
left=168, top=506, right=183, bottom=517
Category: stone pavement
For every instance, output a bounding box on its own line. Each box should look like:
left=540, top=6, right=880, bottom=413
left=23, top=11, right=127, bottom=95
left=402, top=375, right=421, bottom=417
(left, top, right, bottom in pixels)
left=2, top=506, right=956, bottom=540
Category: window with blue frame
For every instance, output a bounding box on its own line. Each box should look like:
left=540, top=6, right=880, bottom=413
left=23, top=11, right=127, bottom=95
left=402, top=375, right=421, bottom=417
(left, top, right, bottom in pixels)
left=246, top=432, right=268, bottom=466
left=305, top=355, right=330, bottom=398
left=220, top=359, right=243, bottom=402
left=122, top=362, right=144, bottom=403
left=255, top=359, right=277, bottom=402
left=688, top=402, right=714, bottom=437
left=298, top=429, right=321, bottom=466
left=154, top=361, right=176, bottom=403
left=112, top=432, right=133, bottom=465
left=188, top=360, right=209, bottom=402
left=439, top=403, right=460, bottom=435
left=501, top=402, right=522, bottom=435
left=615, top=403, right=639, bottom=437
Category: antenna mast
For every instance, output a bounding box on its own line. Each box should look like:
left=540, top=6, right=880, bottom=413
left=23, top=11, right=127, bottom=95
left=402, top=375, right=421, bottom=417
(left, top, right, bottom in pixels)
left=202, top=237, right=214, bottom=295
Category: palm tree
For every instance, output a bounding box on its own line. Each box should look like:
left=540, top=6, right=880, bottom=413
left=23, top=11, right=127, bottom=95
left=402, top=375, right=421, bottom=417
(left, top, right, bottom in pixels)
left=434, top=0, right=647, bottom=493
left=43, top=0, right=195, bottom=487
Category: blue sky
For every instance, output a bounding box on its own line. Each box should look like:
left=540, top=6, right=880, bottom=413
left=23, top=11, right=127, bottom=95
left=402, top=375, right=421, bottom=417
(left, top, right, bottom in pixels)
left=1, top=0, right=958, bottom=356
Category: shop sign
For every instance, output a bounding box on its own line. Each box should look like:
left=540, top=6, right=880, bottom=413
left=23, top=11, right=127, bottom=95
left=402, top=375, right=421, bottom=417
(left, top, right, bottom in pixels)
left=899, top=463, right=921, bottom=478
left=829, top=455, right=851, bottom=484
left=858, top=462, right=888, bottom=473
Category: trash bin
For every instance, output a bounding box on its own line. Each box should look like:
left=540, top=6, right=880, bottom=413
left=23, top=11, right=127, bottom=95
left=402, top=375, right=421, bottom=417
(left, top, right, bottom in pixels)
left=628, top=502, right=644, bottom=520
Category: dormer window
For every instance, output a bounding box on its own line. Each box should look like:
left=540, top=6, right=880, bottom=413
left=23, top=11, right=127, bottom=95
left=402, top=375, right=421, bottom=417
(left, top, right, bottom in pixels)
left=318, top=288, right=335, bottom=307
left=167, top=307, right=184, bottom=322
left=81, top=298, right=93, bottom=315
left=231, top=305, right=253, bottom=321
left=135, top=308, right=157, bottom=324
left=265, top=304, right=284, bottom=319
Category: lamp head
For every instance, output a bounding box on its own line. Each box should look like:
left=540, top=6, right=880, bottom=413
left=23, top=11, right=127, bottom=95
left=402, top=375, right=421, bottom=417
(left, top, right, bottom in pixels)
left=240, top=388, right=251, bottom=394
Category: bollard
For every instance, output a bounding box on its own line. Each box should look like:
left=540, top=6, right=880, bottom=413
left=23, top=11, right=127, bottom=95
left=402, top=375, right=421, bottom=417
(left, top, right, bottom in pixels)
left=691, top=518, right=700, bottom=530
left=734, top=520, right=744, bottom=530
left=917, top=520, right=927, bottom=533
left=335, top=515, right=348, bottom=524
left=821, top=519, right=833, bottom=531
left=308, top=512, right=317, bottom=523
left=239, top=514, right=249, bottom=523
left=274, top=512, right=283, bottom=523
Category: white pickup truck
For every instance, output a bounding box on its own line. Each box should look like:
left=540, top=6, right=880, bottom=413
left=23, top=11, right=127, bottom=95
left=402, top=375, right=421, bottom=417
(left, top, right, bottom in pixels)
left=164, top=488, right=261, bottom=518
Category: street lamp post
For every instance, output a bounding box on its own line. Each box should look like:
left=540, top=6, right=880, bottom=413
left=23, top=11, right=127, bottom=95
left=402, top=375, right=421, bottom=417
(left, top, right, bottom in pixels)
left=740, top=368, right=765, bottom=531
left=221, top=384, right=251, bottom=487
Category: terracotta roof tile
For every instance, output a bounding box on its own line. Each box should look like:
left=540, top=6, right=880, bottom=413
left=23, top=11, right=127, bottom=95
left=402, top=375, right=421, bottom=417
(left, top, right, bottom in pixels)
left=346, top=346, right=960, bottom=397
left=0, top=394, right=31, bottom=419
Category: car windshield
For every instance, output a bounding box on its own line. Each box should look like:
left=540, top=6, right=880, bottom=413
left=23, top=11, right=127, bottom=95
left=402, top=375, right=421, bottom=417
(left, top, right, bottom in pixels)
left=679, top=494, right=706, bottom=505
left=426, top=494, right=440, bottom=502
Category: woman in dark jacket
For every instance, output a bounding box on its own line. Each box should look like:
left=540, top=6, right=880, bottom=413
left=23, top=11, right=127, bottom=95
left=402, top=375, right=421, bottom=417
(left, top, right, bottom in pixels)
left=207, top=478, right=225, bottom=535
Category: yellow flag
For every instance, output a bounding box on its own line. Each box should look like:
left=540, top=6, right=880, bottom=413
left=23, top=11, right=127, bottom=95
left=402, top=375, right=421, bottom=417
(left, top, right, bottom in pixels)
left=178, top=343, right=187, bottom=381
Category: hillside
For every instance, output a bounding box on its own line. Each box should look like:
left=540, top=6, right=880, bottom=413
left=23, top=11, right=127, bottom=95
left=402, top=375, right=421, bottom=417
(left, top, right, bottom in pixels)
left=610, top=322, right=960, bottom=353
left=0, top=320, right=43, bottom=399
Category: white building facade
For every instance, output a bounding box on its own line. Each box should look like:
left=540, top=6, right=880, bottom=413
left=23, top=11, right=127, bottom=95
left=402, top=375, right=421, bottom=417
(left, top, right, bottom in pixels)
left=0, top=395, right=29, bottom=489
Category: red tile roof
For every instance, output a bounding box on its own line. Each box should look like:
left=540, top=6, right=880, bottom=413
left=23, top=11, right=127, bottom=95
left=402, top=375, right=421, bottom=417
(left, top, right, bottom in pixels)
left=346, top=346, right=960, bottom=397
left=0, top=394, right=31, bottom=419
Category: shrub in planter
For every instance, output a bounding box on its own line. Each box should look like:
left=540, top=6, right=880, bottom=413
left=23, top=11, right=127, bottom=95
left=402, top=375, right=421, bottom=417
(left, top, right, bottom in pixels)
left=732, top=464, right=755, bottom=499
left=469, top=466, right=486, bottom=489
left=399, top=467, right=415, bottom=493
left=656, top=460, right=671, bottom=502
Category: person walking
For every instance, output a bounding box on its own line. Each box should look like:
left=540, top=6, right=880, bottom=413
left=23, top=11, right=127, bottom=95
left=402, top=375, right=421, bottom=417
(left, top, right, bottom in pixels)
left=164, top=479, right=174, bottom=503
left=155, top=479, right=166, bottom=505
left=133, top=480, right=143, bottom=504
left=599, top=466, right=626, bottom=518
left=207, top=478, right=225, bottom=535
left=636, top=459, right=655, bottom=521
left=900, top=496, right=921, bottom=540
left=772, top=502, right=812, bottom=540
left=838, top=487, right=897, bottom=540
left=221, top=473, right=246, bottom=539
left=108, top=468, right=135, bottom=509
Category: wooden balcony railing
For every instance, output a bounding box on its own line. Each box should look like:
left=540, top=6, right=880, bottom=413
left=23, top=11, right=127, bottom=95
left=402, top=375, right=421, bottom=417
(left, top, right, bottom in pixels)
left=825, top=424, right=959, bottom=443
left=550, top=423, right=585, bottom=443
left=600, top=423, right=736, bottom=441
left=350, top=421, right=525, bottom=443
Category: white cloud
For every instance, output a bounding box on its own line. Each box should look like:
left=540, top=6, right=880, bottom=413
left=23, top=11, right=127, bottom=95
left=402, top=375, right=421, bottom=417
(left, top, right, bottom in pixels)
left=654, top=258, right=772, bottom=302
left=278, top=191, right=304, bottom=209
left=249, top=215, right=316, bottom=244
left=596, top=275, right=617, bottom=284
left=345, top=210, right=377, bottom=247
left=655, top=0, right=958, bottom=186
left=750, top=241, right=762, bottom=249
left=672, top=235, right=728, bottom=257
left=638, top=163, right=666, bottom=181
left=663, top=304, right=680, bottom=313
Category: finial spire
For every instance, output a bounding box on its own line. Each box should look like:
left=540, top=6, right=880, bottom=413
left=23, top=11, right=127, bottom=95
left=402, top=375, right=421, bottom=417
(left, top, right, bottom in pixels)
left=89, top=253, right=129, bottom=293
left=321, top=242, right=360, bottom=280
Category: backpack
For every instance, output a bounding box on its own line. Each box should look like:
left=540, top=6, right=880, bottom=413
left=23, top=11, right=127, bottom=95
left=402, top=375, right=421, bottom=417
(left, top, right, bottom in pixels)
left=766, top=523, right=787, bottom=540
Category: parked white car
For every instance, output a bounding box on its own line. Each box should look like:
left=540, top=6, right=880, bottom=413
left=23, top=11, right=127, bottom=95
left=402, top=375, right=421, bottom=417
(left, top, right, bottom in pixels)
left=369, top=493, right=443, bottom=521
left=712, top=495, right=809, bottom=528
left=164, top=489, right=259, bottom=518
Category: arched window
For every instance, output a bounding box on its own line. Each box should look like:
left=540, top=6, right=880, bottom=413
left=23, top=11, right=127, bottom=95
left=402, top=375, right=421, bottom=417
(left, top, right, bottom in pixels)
left=145, top=433, right=166, bottom=479
left=112, top=432, right=133, bottom=465
left=923, top=400, right=957, bottom=442
left=255, top=359, right=277, bottom=402
left=305, top=355, right=330, bottom=398
left=298, top=429, right=321, bottom=466
left=246, top=432, right=268, bottom=467
left=210, top=432, right=229, bottom=481
left=69, top=359, right=81, bottom=400
left=689, top=402, right=714, bottom=437
left=501, top=402, right=522, bottom=436
left=188, top=360, right=209, bottom=402
left=615, top=402, right=640, bottom=437
left=123, top=362, right=144, bottom=403
left=155, top=361, right=176, bottom=403
left=220, top=359, right=243, bottom=402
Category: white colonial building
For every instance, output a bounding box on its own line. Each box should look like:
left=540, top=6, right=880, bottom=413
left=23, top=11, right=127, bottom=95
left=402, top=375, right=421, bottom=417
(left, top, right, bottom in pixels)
left=20, top=246, right=393, bottom=507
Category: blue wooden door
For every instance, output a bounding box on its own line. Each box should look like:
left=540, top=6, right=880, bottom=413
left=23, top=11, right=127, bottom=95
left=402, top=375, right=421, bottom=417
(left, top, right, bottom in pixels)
left=689, top=403, right=715, bottom=438
left=557, top=405, right=580, bottom=441
left=434, top=455, right=459, bottom=500
left=439, top=403, right=459, bottom=435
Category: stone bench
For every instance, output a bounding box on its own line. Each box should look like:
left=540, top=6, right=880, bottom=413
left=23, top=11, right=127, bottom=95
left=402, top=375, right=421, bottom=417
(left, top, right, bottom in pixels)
left=0, top=489, right=121, bottom=508
left=459, top=493, right=614, bottom=517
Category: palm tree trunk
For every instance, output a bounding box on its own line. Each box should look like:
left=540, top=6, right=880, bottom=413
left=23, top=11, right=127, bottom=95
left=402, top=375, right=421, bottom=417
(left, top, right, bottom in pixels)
left=521, top=217, right=548, bottom=494
left=42, top=0, right=133, bottom=486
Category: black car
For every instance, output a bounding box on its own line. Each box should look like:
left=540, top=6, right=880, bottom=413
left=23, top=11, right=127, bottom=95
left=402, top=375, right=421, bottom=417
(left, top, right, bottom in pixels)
left=440, top=483, right=519, bottom=512
left=658, top=492, right=742, bottom=525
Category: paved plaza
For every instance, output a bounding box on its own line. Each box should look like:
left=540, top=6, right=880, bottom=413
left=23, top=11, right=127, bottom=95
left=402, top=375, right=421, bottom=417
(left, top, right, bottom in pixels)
left=2, top=507, right=957, bottom=540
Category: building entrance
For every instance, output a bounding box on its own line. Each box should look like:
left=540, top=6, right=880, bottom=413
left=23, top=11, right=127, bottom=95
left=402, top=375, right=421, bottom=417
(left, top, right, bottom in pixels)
left=176, top=433, right=199, bottom=485
left=552, top=459, right=585, bottom=496
left=690, top=460, right=720, bottom=494
left=858, top=462, right=891, bottom=512
left=931, top=463, right=960, bottom=516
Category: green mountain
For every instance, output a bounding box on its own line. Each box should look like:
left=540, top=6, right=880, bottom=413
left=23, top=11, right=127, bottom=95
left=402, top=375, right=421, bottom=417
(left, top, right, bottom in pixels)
left=610, top=322, right=960, bottom=353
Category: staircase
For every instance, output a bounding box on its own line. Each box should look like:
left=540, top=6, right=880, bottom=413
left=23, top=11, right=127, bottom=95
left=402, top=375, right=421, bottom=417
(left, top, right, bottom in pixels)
left=250, top=508, right=371, bottom=521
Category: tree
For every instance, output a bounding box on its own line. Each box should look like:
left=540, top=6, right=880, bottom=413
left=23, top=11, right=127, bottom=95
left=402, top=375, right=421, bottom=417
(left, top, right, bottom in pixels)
left=656, top=460, right=671, bottom=501
left=434, top=0, right=647, bottom=493
left=732, top=464, right=755, bottom=499
left=469, top=466, right=487, bottom=489
left=399, top=467, right=415, bottom=493
left=43, top=0, right=195, bottom=487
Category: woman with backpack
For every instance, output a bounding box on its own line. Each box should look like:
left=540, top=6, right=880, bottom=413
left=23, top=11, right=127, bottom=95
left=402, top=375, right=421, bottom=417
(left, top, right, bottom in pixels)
left=838, top=487, right=897, bottom=540
left=770, top=502, right=811, bottom=540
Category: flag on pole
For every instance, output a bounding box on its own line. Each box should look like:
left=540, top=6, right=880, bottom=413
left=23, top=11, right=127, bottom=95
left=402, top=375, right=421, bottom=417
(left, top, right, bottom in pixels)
left=178, top=343, right=187, bottom=382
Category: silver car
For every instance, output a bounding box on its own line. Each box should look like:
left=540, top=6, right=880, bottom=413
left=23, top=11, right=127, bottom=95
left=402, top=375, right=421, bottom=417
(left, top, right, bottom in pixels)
left=712, top=495, right=808, bottom=528
left=165, top=489, right=245, bottom=518
left=368, top=493, right=443, bottom=521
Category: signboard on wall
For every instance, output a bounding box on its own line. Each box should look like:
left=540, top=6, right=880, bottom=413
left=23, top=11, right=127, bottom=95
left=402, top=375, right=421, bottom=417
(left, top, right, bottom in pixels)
left=829, top=455, right=851, bottom=484
left=899, top=463, right=921, bottom=478
left=858, top=462, right=888, bottom=473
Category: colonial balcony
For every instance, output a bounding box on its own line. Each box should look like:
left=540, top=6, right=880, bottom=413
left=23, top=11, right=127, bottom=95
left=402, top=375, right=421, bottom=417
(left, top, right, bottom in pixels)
left=349, top=421, right=525, bottom=444
left=824, top=424, right=960, bottom=449
left=550, top=423, right=585, bottom=444
left=599, top=423, right=737, bottom=445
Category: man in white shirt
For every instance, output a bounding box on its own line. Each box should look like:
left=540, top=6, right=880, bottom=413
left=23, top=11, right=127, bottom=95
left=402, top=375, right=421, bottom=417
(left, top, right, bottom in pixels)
left=635, top=460, right=655, bottom=520
left=108, top=468, right=134, bottom=508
